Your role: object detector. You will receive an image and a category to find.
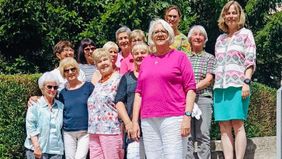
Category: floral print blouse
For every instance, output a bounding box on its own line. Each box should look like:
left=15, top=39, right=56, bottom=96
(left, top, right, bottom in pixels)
left=87, top=72, right=121, bottom=134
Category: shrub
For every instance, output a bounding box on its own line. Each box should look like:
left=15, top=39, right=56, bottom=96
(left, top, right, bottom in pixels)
left=0, top=74, right=41, bottom=159
left=0, top=74, right=277, bottom=157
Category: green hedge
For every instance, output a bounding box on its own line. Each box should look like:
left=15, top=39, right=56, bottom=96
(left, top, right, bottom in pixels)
left=0, top=74, right=277, bottom=158
left=0, top=74, right=41, bottom=159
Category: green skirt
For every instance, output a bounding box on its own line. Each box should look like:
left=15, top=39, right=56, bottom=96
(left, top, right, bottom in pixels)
left=213, top=87, right=250, bottom=122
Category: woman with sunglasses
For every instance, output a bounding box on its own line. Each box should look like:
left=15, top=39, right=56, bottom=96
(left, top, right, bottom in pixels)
left=58, top=57, right=94, bottom=159
left=77, top=38, right=97, bottom=82
left=25, top=72, right=64, bottom=159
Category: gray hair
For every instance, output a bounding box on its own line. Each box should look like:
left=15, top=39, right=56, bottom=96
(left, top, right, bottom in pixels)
left=38, top=72, right=59, bottom=90
left=148, top=19, right=175, bottom=47
left=115, top=26, right=131, bottom=42
left=187, top=25, right=208, bottom=47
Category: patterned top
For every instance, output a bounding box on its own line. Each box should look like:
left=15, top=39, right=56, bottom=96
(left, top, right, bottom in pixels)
left=214, top=27, right=256, bottom=89
left=87, top=72, right=121, bottom=134
left=187, top=51, right=215, bottom=97
left=79, top=64, right=96, bottom=82
left=170, top=32, right=191, bottom=53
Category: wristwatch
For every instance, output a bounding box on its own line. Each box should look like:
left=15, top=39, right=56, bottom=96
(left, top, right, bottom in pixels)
left=243, top=78, right=252, bottom=85
left=184, top=111, right=192, bottom=117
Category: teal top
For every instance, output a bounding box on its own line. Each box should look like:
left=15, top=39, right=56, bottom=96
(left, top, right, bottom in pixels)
left=24, top=96, right=64, bottom=155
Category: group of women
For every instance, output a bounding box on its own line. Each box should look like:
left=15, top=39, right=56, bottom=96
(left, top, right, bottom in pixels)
left=25, top=1, right=256, bottom=159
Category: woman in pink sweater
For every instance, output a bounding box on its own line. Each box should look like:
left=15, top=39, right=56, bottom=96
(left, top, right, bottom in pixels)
left=130, top=19, right=196, bottom=159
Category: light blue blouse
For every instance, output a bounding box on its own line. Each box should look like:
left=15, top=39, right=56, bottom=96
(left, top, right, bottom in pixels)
left=24, top=96, right=64, bottom=155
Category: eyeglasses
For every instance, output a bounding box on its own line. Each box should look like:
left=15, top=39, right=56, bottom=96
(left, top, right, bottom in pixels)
left=46, top=85, right=59, bottom=90
left=64, top=67, right=77, bottom=73
left=63, top=48, right=74, bottom=52
left=84, top=47, right=96, bottom=52
left=153, top=30, right=168, bottom=35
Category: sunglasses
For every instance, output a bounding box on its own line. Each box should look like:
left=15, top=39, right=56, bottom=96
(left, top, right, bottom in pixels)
left=46, top=85, right=59, bottom=90
left=84, top=47, right=96, bottom=52
left=64, top=67, right=77, bottom=73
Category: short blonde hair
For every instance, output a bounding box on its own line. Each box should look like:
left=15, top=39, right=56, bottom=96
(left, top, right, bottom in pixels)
left=92, top=48, right=111, bottom=64
left=130, top=29, right=146, bottom=42
left=38, top=72, right=59, bottom=90
left=58, top=57, right=80, bottom=78
left=218, top=1, right=246, bottom=33
left=148, top=19, right=175, bottom=52
left=103, top=41, right=119, bottom=52
left=132, top=42, right=149, bottom=54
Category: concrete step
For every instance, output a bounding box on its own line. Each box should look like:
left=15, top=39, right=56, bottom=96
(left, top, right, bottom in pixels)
left=210, top=136, right=276, bottom=159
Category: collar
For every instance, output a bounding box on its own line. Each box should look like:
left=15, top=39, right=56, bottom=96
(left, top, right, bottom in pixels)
left=187, top=50, right=205, bottom=57
left=37, top=96, right=58, bottom=108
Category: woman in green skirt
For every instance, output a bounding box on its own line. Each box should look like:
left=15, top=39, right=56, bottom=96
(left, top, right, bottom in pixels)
left=214, top=1, right=256, bottom=159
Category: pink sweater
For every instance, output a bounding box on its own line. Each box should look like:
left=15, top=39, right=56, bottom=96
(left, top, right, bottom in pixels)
left=136, top=49, right=196, bottom=118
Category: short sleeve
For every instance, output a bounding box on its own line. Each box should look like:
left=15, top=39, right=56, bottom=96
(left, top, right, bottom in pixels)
left=206, top=54, right=216, bottom=75
left=114, top=74, right=128, bottom=104
left=244, top=30, right=256, bottom=72
left=58, top=91, right=64, bottom=104
left=179, top=53, right=196, bottom=93
left=88, top=82, right=95, bottom=94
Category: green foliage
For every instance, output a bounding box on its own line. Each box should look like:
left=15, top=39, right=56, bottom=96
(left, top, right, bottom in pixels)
left=211, top=82, right=277, bottom=140
left=0, top=0, right=196, bottom=73
left=255, top=11, right=282, bottom=88
left=0, top=55, right=39, bottom=74
left=0, top=0, right=281, bottom=88
left=0, top=74, right=41, bottom=159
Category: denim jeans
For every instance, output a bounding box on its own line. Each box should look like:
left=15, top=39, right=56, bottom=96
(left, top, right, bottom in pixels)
left=187, top=96, right=213, bottom=159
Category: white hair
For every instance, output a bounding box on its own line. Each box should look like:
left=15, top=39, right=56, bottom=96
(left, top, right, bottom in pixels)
left=187, top=25, right=208, bottom=47
left=148, top=18, right=175, bottom=47
left=38, top=72, right=59, bottom=90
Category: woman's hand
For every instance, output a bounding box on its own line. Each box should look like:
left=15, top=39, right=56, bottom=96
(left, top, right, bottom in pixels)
left=242, top=83, right=250, bottom=99
left=124, top=121, right=133, bottom=137
left=130, top=121, right=140, bottom=141
left=181, top=116, right=191, bottom=137
left=33, top=146, right=42, bottom=159
left=28, top=96, right=39, bottom=107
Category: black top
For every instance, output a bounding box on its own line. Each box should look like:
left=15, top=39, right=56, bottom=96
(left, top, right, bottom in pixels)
left=114, top=71, right=137, bottom=118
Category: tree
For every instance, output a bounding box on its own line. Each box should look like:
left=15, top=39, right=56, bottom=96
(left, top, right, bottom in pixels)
left=255, top=11, right=282, bottom=88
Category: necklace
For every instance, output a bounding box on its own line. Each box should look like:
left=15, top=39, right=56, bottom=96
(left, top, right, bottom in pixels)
left=99, top=72, right=114, bottom=83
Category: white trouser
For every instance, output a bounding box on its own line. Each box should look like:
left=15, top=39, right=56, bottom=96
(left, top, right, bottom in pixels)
left=141, top=116, right=188, bottom=159
left=127, top=138, right=145, bottom=159
left=63, top=130, right=89, bottom=159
